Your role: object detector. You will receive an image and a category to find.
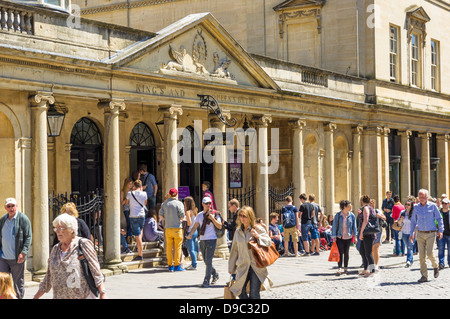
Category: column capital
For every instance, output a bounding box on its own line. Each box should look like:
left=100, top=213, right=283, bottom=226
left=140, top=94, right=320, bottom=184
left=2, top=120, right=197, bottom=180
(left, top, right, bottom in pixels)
left=29, top=91, right=55, bottom=108
left=364, top=126, right=383, bottom=135
left=418, top=132, right=432, bottom=139
left=383, top=127, right=391, bottom=136
left=209, top=110, right=231, bottom=128
left=436, top=133, right=449, bottom=141
left=398, top=130, right=412, bottom=138
left=159, top=104, right=183, bottom=118
left=252, top=114, right=272, bottom=127
left=288, top=118, right=307, bottom=129
left=352, top=125, right=364, bottom=135
left=99, top=98, right=126, bottom=112
left=323, top=122, right=337, bottom=132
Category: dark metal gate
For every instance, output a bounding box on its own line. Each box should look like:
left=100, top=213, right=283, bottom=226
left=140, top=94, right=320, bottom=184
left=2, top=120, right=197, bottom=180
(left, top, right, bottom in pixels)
left=227, top=185, right=256, bottom=219
left=269, top=183, right=295, bottom=215
left=49, top=189, right=105, bottom=265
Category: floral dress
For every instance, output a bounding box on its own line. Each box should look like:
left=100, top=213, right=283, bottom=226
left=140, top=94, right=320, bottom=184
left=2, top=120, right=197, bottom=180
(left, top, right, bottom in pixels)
left=39, top=237, right=104, bottom=299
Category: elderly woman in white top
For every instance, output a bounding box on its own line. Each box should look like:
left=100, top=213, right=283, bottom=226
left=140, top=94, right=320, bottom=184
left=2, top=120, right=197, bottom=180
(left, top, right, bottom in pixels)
left=33, top=214, right=106, bottom=299
left=228, top=206, right=273, bottom=299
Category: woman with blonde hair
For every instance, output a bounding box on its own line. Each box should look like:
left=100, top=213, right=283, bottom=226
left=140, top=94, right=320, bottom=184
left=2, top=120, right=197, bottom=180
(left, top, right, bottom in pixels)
left=228, top=206, right=273, bottom=299
left=53, top=202, right=90, bottom=246
left=0, top=272, right=17, bottom=299
left=184, top=196, right=199, bottom=270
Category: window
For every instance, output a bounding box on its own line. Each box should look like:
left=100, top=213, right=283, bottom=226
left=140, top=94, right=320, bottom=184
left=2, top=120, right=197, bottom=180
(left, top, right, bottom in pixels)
left=389, top=25, right=400, bottom=82
left=431, top=40, right=440, bottom=91
left=411, top=33, right=421, bottom=87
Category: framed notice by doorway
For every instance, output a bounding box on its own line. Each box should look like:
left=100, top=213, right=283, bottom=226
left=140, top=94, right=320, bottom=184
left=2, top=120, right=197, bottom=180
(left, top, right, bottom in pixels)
left=228, top=150, right=242, bottom=188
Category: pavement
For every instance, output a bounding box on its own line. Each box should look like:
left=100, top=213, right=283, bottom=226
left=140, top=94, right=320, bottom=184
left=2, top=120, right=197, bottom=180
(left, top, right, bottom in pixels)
left=22, top=238, right=450, bottom=300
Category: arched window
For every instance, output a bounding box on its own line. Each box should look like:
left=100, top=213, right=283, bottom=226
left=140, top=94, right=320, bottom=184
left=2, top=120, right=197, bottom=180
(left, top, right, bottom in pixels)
left=70, top=118, right=102, bottom=145
left=129, top=122, right=155, bottom=147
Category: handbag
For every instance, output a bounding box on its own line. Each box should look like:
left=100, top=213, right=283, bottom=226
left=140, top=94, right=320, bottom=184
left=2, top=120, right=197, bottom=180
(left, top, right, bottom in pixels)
left=77, top=239, right=101, bottom=297
left=248, top=240, right=279, bottom=268
left=392, top=220, right=403, bottom=231
left=328, top=241, right=340, bottom=262
left=224, top=277, right=237, bottom=299
left=363, top=206, right=381, bottom=235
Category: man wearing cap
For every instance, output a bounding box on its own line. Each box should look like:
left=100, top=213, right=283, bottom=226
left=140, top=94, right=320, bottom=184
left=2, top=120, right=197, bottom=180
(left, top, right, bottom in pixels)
left=438, top=198, right=450, bottom=270
left=0, top=198, right=32, bottom=299
left=159, top=188, right=185, bottom=272
left=187, top=196, right=223, bottom=287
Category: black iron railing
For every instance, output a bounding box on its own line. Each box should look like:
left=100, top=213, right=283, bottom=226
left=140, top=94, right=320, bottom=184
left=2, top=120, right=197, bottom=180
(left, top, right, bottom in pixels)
left=49, top=189, right=105, bottom=265
left=269, top=183, right=295, bottom=215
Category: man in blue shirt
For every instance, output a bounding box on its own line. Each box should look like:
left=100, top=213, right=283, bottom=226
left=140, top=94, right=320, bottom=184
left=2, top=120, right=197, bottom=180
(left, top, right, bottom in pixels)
left=410, top=189, right=444, bottom=283
left=0, top=198, right=32, bottom=299
left=139, top=164, right=158, bottom=211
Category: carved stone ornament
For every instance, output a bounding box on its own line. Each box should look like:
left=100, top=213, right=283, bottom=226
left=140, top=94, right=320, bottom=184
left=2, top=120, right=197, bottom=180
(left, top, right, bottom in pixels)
left=160, top=29, right=236, bottom=83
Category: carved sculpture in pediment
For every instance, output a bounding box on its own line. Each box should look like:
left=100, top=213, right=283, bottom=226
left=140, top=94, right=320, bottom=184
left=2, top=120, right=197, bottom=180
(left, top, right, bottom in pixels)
left=161, top=44, right=209, bottom=76
left=211, top=52, right=233, bottom=79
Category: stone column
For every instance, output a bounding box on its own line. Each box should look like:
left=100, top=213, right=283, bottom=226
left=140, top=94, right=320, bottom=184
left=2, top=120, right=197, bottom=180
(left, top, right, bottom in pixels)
left=437, top=134, right=449, bottom=197
left=100, top=99, right=126, bottom=272
left=289, top=119, right=306, bottom=207
left=209, top=112, right=230, bottom=258
left=352, top=125, right=363, bottom=210
left=382, top=128, right=390, bottom=194
left=398, top=130, right=412, bottom=201
left=363, top=126, right=383, bottom=207
left=324, top=123, right=336, bottom=215
left=159, top=105, right=183, bottom=197
left=29, top=92, right=54, bottom=277
left=419, top=132, right=431, bottom=191
left=252, top=114, right=272, bottom=225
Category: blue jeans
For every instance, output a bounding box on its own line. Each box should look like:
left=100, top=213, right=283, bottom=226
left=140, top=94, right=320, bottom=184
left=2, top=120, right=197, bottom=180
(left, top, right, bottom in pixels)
left=239, top=266, right=261, bottom=299
left=438, top=235, right=450, bottom=266
left=123, top=210, right=131, bottom=237
left=186, top=230, right=199, bottom=268
left=393, top=229, right=404, bottom=255
left=402, top=233, right=415, bottom=265
left=199, top=239, right=217, bottom=283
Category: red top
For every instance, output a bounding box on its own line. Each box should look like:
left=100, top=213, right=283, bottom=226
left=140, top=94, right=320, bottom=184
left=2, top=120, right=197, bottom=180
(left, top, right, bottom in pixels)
left=392, top=203, right=405, bottom=220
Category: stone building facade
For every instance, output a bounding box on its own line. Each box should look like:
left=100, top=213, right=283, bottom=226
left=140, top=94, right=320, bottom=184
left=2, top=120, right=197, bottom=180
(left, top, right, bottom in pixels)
left=0, top=0, right=448, bottom=275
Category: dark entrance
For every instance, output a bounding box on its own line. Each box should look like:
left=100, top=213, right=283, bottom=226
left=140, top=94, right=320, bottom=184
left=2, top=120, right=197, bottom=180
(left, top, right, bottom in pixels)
left=129, top=121, right=157, bottom=186
left=70, top=118, right=103, bottom=197
left=179, top=126, right=213, bottom=207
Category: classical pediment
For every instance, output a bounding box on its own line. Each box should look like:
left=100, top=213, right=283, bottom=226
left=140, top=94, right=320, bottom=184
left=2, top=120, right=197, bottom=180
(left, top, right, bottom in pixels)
left=273, top=0, right=325, bottom=11
left=406, top=6, right=431, bottom=22
left=107, top=13, right=279, bottom=90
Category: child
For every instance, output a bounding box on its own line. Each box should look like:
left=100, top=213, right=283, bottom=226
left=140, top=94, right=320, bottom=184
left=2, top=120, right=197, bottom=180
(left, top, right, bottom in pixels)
left=0, top=272, right=17, bottom=299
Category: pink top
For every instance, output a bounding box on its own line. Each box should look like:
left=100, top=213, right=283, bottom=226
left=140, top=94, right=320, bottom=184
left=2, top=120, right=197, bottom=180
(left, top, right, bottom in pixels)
left=392, top=203, right=405, bottom=220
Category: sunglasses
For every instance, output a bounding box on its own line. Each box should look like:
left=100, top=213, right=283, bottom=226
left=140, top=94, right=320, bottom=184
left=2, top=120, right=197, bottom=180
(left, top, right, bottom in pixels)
left=6, top=205, right=15, bottom=208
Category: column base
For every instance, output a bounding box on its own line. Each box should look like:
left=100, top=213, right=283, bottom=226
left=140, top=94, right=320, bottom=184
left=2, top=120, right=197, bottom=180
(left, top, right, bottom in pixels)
left=214, top=243, right=230, bottom=259
left=103, top=259, right=128, bottom=275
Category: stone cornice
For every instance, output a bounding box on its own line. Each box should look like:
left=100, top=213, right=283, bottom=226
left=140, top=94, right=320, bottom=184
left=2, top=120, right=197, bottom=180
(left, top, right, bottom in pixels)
left=81, top=0, right=182, bottom=15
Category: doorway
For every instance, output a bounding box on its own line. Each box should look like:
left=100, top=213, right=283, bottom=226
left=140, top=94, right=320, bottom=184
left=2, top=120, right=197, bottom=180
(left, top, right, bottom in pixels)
left=70, top=117, right=103, bottom=197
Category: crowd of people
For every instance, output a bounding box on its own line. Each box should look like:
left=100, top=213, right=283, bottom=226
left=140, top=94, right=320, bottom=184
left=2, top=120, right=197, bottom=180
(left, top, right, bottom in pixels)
left=0, top=173, right=449, bottom=299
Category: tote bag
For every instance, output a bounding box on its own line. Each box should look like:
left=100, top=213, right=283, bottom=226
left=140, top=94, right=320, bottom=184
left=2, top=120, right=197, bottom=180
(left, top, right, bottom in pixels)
left=328, top=242, right=340, bottom=263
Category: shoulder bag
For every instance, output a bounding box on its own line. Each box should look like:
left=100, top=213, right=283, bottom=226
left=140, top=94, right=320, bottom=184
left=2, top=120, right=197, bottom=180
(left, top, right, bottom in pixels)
left=363, top=206, right=381, bottom=235
left=77, top=239, right=102, bottom=297
left=248, top=233, right=279, bottom=268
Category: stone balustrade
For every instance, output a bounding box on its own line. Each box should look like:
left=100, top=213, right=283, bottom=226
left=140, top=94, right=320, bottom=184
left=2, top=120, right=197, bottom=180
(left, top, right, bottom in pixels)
left=0, top=4, right=33, bottom=34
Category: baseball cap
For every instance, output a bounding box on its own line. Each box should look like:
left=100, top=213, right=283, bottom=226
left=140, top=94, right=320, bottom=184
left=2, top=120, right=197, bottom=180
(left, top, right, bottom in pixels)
left=442, top=198, right=450, bottom=204
left=202, top=197, right=212, bottom=204
left=169, top=188, right=178, bottom=197
left=441, top=194, right=448, bottom=198
left=5, top=198, right=16, bottom=206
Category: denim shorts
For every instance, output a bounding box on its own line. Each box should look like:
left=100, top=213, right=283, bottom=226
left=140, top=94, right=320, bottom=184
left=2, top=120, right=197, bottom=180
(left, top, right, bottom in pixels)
left=301, top=223, right=319, bottom=241
left=130, top=217, right=145, bottom=236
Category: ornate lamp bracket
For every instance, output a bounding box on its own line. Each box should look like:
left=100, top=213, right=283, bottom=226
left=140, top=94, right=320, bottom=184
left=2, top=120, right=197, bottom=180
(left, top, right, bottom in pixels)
left=198, top=94, right=237, bottom=127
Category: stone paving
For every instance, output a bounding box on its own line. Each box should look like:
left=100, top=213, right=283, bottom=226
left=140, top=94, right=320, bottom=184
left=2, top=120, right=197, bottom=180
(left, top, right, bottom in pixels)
left=24, top=239, right=450, bottom=299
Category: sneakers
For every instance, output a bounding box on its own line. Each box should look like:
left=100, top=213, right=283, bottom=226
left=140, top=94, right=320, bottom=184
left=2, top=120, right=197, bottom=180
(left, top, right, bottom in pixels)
left=405, top=261, right=411, bottom=268
left=168, top=265, right=174, bottom=272
left=132, top=255, right=143, bottom=261
left=312, top=252, right=320, bottom=256
left=201, top=280, right=210, bottom=288
left=174, top=265, right=185, bottom=272
left=186, top=265, right=197, bottom=270
left=211, top=274, right=219, bottom=285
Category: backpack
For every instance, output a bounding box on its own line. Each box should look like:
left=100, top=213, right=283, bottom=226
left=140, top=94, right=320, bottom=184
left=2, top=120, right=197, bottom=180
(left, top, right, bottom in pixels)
left=282, top=205, right=297, bottom=228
